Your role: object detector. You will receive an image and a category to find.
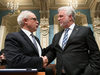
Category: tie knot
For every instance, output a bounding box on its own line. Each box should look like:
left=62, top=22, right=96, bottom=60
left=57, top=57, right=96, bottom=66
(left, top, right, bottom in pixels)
left=30, top=34, right=34, bottom=37
left=65, top=28, right=70, bottom=32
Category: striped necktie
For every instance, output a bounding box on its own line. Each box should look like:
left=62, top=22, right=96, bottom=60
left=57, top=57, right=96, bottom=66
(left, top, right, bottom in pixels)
left=31, top=34, right=38, bottom=50
left=62, top=28, right=70, bottom=50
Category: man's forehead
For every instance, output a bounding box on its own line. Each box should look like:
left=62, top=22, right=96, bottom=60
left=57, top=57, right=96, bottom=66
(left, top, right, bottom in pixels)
left=29, top=13, right=37, bottom=18
left=59, top=9, right=66, bottom=13
left=58, top=10, right=66, bottom=15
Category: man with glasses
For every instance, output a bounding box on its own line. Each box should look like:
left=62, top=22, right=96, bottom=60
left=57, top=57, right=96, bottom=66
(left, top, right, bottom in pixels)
left=4, top=10, right=48, bottom=69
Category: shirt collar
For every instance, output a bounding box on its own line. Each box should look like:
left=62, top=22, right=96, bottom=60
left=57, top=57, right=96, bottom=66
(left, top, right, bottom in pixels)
left=21, top=28, right=32, bottom=37
left=64, top=23, right=75, bottom=31
left=69, top=23, right=75, bottom=30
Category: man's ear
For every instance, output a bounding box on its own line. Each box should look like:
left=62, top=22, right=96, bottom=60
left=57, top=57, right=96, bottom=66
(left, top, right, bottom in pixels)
left=23, top=18, right=28, bottom=24
left=69, top=15, right=73, bottom=21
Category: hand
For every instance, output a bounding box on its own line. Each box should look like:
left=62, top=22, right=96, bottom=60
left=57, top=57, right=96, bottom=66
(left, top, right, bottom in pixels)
left=0, top=53, right=6, bottom=60
left=41, top=56, right=48, bottom=68
left=43, top=56, right=48, bottom=68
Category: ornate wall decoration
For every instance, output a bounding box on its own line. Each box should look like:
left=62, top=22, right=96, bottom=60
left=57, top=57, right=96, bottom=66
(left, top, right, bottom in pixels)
left=40, top=28, right=49, bottom=36
left=39, top=0, right=50, bottom=48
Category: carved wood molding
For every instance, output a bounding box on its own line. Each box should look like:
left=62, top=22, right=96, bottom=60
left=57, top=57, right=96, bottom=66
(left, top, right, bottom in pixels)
left=40, top=28, right=49, bottom=36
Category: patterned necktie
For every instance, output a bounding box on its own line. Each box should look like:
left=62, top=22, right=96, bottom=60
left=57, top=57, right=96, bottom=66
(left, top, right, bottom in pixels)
left=31, top=34, right=38, bottom=50
left=62, top=28, right=70, bottom=50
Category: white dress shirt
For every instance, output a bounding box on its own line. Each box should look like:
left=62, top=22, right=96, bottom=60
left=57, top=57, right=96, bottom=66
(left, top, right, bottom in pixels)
left=59, top=23, right=75, bottom=48
left=21, top=28, right=42, bottom=57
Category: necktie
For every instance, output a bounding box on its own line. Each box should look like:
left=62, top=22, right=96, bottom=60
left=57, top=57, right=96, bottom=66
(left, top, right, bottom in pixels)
left=62, top=28, right=70, bottom=50
left=31, top=34, right=38, bottom=50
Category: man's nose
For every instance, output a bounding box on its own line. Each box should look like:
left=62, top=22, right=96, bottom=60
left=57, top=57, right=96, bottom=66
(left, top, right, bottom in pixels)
left=58, top=17, right=60, bottom=21
left=37, top=21, right=39, bottom=24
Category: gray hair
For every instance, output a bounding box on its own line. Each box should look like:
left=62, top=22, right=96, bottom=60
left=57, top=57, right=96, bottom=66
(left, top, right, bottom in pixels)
left=17, top=10, right=33, bottom=26
left=58, top=6, right=76, bottom=22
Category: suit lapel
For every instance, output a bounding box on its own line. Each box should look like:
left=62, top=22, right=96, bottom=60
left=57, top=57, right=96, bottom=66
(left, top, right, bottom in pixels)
left=55, top=30, right=64, bottom=52
left=19, top=30, right=39, bottom=55
left=64, top=25, right=81, bottom=51
left=57, top=30, right=64, bottom=44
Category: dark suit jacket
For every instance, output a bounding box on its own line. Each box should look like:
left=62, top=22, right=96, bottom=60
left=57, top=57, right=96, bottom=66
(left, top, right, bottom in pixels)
left=46, top=25, right=100, bottom=75
left=4, top=30, right=49, bottom=69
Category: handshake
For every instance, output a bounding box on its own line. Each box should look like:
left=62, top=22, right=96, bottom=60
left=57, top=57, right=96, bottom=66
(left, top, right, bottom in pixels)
left=41, top=56, right=48, bottom=68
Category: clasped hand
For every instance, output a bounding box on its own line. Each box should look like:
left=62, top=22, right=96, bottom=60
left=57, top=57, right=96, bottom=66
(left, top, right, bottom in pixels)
left=0, top=53, right=6, bottom=62
left=41, top=56, right=48, bottom=68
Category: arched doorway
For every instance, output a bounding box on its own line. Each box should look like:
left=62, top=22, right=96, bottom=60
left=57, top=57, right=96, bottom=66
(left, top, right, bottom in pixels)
left=0, top=11, right=20, bottom=50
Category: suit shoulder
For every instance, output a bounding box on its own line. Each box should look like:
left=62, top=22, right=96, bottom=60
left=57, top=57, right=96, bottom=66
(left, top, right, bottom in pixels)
left=78, top=25, right=90, bottom=28
left=7, top=32, right=19, bottom=35
left=78, top=25, right=91, bottom=30
left=6, top=32, right=20, bottom=38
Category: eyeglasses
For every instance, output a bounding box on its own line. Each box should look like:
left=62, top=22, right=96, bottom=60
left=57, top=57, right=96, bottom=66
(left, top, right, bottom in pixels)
left=31, top=18, right=37, bottom=21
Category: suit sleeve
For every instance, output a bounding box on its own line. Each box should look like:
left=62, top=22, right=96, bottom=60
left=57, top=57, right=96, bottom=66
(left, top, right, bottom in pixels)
left=4, top=33, right=43, bottom=68
left=42, top=44, right=53, bottom=56
left=84, top=27, right=100, bottom=75
left=45, top=35, right=57, bottom=64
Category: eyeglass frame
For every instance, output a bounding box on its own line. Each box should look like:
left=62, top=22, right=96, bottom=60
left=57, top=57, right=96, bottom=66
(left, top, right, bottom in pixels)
left=31, top=18, right=37, bottom=21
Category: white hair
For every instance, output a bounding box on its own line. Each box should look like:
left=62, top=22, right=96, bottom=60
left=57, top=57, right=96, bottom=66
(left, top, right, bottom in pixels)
left=17, top=10, right=33, bottom=26
left=58, top=6, right=76, bottom=22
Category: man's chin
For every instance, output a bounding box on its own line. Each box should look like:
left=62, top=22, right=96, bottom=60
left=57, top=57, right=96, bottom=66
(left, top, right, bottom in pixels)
left=33, top=28, right=37, bottom=32
left=60, top=24, right=63, bottom=27
left=60, top=24, right=65, bottom=28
